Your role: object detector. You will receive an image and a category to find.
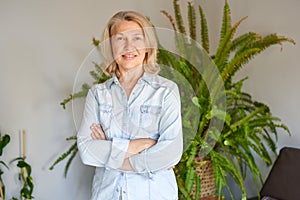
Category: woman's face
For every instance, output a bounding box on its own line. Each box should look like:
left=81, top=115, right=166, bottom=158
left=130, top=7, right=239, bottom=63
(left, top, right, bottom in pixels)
left=111, top=20, right=147, bottom=73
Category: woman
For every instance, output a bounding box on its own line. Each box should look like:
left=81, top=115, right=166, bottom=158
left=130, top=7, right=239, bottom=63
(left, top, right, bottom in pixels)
left=77, top=11, right=183, bottom=200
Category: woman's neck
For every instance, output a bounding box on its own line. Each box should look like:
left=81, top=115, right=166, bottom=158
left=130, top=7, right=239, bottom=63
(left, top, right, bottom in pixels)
left=118, top=67, right=144, bottom=98
left=118, top=67, right=144, bottom=84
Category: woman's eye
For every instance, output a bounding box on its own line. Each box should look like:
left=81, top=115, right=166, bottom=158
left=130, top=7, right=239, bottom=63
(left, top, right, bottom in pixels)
left=116, top=37, right=124, bottom=41
left=134, top=36, right=143, bottom=41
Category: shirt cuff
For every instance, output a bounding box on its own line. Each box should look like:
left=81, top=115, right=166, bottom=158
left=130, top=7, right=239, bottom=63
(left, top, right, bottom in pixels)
left=107, top=138, right=130, bottom=169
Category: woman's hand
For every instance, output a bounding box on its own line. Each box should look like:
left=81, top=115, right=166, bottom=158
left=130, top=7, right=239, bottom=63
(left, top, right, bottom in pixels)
left=90, top=123, right=106, bottom=140
left=127, top=138, right=157, bottom=155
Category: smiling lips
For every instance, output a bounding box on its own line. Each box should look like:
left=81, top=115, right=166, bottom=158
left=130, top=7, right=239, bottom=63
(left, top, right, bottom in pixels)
left=122, top=54, right=137, bottom=60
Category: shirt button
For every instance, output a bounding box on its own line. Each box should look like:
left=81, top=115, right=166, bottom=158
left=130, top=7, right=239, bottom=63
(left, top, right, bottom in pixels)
left=116, top=189, right=119, bottom=192
left=121, top=172, right=124, bottom=176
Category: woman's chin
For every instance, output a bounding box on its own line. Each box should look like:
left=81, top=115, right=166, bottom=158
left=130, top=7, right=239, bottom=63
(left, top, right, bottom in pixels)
left=119, top=64, right=143, bottom=72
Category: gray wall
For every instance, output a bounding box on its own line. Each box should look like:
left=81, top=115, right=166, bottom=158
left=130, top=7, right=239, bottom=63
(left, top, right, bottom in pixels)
left=0, top=0, right=299, bottom=199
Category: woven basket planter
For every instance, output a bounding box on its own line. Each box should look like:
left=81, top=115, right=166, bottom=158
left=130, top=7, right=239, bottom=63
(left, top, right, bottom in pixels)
left=192, top=159, right=216, bottom=199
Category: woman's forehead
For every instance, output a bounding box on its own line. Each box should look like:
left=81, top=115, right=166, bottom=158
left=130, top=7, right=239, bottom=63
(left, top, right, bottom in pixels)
left=111, top=20, right=143, bottom=35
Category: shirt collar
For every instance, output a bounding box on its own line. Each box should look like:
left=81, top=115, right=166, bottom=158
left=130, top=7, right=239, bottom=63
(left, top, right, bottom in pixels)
left=105, top=75, right=118, bottom=89
left=105, top=72, right=154, bottom=89
left=140, top=72, right=153, bottom=85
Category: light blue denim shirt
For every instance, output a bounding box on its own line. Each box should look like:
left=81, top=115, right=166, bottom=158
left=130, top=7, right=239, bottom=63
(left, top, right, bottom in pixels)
left=77, top=73, right=183, bottom=200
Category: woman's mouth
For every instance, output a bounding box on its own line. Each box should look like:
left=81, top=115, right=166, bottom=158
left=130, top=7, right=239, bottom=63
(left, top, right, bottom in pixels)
left=122, top=54, right=136, bottom=60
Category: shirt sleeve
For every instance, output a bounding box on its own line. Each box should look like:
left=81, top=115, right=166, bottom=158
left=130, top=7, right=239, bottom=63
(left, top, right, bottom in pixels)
left=77, top=87, right=129, bottom=169
left=129, top=84, right=183, bottom=172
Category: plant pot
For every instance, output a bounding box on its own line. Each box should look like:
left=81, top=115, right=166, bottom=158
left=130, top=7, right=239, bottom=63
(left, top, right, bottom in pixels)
left=192, top=158, right=216, bottom=199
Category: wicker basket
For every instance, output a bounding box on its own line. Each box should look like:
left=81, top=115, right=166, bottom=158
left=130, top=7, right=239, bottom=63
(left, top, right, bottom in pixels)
left=192, top=159, right=216, bottom=199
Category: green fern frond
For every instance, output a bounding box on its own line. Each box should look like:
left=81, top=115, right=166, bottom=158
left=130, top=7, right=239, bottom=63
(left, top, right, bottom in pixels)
left=220, top=0, right=232, bottom=43
left=66, top=135, right=77, bottom=141
left=94, top=62, right=103, bottom=74
left=214, top=16, right=248, bottom=70
left=92, top=37, right=100, bottom=46
left=248, top=134, right=271, bottom=163
left=188, top=2, right=196, bottom=41
left=60, top=95, right=73, bottom=109
left=225, top=106, right=266, bottom=137
left=251, top=34, right=296, bottom=52
left=49, top=142, right=77, bottom=172
left=210, top=150, right=246, bottom=199
left=185, top=167, right=195, bottom=192
left=230, top=32, right=261, bottom=52
left=158, top=46, right=201, bottom=91
left=249, top=118, right=280, bottom=130
left=90, top=71, right=102, bottom=82
left=173, top=0, right=186, bottom=34
left=221, top=33, right=295, bottom=82
left=160, top=10, right=177, bottom=30
left=239, top=142, right=260, bottom=172
left=262, top=132, right=277, bottom=154
left=176, top=176, right=192, bottom=200
left=158, top=48, right=183, bottom=75
left=222, top=47, right=260, bottom=83
left=92, top=63, right=110, bottom=84
left=198, top=5, right=210, bottom=53
left=239, top=143, right=262, bottom=192
left=73, top=83, right=90, bottom=98
left=248, top=134, right=272, bottom=166
left=194, top=175, right=201, bottom=200
left=60, top=83, right=90, bottom=109
left=274, top=122, right=290, bottom=135
left=64, top=146, right=78, bottom=177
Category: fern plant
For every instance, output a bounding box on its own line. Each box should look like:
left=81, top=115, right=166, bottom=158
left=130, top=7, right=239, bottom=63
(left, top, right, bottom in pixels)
left=50, top=1, right=295, bottom=199
left=159, top=0, right=295, bottom=199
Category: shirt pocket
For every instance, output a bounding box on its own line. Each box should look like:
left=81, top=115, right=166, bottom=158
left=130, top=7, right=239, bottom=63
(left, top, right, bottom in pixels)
left=139, top=105, right=162, bottom=134
left=99, top=104, right=112, bottom=131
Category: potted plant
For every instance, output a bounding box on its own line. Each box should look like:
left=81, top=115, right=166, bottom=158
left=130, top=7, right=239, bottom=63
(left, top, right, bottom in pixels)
left=0, top=132, right=34, bottom=200
left=50, top=1, right=295, bottom=199
left=158, top=0, right=294, bottom=199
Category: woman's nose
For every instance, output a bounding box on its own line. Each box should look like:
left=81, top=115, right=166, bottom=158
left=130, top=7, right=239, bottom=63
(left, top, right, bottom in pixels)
left=124, top=41, right=134, bottom=51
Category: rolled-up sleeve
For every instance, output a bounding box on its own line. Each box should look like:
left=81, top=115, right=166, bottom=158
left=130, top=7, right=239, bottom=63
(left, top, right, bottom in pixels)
left=129, top=85, right=183, bottom=172
left=77, top=87, right=129, bottom=169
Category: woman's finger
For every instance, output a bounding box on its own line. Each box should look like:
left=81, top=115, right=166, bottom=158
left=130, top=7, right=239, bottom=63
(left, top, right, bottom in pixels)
left=167, top=166, right=175, bottom=170
left=91, top=132, right=98, bottom=140
left=91, top=131, right=101, bottom=140
left=90, top=124, right=106, bottom=140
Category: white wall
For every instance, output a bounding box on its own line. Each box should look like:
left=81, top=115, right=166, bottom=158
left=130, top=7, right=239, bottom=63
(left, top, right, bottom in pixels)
left=0, top=0, right=299, bottom=199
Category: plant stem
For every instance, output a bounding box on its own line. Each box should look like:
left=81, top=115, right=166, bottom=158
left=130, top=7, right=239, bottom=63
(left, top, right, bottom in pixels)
left=0, top=180, right=4, bottom=200
left=21, top=167, right=27, bottom=200
left=224, top=106, right=266, bottom=138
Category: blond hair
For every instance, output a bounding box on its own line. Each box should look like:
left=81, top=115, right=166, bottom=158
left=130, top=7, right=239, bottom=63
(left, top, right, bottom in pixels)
left=101, top=11, right=159, bottom=77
